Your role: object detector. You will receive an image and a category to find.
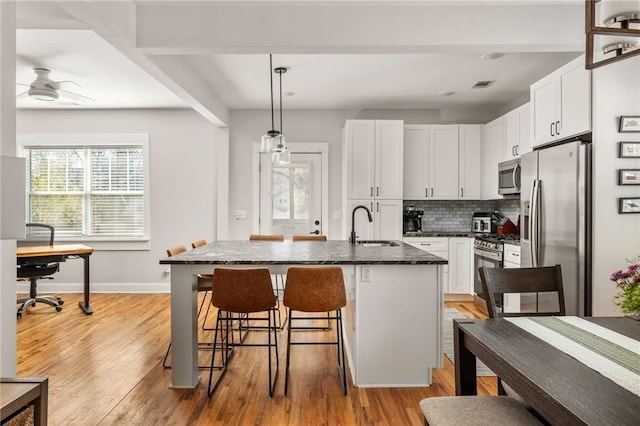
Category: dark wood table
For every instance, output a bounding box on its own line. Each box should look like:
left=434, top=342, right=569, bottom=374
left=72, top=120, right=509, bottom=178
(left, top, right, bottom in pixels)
left=454, top=317, right=640, bottom=425
left=17, top=244, right=94, bottom=314
left=1, top=377, right=48, bottom=425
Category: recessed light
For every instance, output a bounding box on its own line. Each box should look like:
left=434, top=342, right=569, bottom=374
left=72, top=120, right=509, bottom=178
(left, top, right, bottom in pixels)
left=471, top=81, right=495, bottom=89
left=438, top=91, right=456, bottom=96
left=481, top=52, right=504, bottom=60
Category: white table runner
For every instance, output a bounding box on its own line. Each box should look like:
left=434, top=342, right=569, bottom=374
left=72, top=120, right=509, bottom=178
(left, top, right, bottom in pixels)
left=506, top=316, right=640, bottom=396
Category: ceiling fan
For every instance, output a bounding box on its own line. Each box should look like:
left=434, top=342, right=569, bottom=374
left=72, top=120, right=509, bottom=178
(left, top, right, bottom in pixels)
left=16, top=67, right=95, bottom=104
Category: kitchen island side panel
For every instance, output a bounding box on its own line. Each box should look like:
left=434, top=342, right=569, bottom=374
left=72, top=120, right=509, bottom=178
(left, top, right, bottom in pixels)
left=354, top=264, right=441, bottom=387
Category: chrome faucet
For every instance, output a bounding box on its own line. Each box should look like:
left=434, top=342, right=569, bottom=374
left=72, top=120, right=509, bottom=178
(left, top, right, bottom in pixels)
left=349, top=205, right=373, bottom=244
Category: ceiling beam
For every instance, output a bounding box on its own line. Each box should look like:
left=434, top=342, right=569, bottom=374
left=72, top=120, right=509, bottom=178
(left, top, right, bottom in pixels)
left=134, top=2, right=584, bottom=54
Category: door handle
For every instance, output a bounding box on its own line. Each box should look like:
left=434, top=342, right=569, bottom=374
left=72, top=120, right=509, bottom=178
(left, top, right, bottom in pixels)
left=309, top=230, right=320, bottom=235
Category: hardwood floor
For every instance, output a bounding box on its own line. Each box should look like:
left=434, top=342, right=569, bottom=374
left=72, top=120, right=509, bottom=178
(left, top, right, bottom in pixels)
left=16, top=293, right=494, bottom=425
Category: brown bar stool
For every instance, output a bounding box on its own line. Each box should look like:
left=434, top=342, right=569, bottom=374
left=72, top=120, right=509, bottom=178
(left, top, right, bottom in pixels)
left=248, top=234, right=286, bottom=330
left=283, top=267, right=347, bottom=395
left=162, top=245, right=214, bottom=369
left=207, top=268, right=279, bottom=397
left=192, top=239, right=214, bottom=330
left=292, top=235, right=331, bottom=330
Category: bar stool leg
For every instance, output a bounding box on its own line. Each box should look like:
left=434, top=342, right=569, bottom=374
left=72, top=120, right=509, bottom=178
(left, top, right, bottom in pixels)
left=284, top=307, right=293, bottom=396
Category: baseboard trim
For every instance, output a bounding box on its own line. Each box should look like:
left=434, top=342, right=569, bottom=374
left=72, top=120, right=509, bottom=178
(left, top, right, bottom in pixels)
left=16, top=282, right=170, bottom=294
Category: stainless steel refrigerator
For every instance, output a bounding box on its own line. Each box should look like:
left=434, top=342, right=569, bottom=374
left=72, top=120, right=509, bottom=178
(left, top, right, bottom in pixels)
left=520, top=139, right=592, bottom=316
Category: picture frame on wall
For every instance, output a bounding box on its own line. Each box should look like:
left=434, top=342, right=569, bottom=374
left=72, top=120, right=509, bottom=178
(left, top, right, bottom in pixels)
left=619, top=198, right=640, bottom=214
left=619, top=142, right=640, bottom=158
left=619, top=116, right=640, bottom=133
left=619, top=169, right=640, bottom=185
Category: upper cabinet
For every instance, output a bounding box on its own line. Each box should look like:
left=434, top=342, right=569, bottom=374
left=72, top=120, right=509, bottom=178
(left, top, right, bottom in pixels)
left=344, top=120, right=403, bottom=200
left=403, top=124, right=482, bottom=201
left=504, top=102, right=531, bottom=159
left=482, top=117, right=505, bottom=200
left=530, top=55, right=591, bottom=148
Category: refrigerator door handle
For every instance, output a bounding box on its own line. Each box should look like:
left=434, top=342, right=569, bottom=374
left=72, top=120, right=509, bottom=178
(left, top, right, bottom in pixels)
left=531, top=179, right=540, bottom=267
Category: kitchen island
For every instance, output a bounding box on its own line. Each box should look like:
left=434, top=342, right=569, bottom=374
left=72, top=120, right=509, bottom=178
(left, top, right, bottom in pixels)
left=160, top=240, right=447, bottom=389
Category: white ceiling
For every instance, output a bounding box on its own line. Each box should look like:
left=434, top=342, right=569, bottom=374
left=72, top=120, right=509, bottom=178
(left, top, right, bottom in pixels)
left=14, top=0, right=587, bottom=120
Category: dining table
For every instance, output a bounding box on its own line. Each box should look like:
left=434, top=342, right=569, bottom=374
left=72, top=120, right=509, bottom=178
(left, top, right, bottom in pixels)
left=454, top=316, right=640, bottom=425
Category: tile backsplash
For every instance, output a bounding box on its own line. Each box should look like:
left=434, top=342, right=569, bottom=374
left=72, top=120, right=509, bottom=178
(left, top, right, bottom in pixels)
left=404, top=199, right=520, bottom=233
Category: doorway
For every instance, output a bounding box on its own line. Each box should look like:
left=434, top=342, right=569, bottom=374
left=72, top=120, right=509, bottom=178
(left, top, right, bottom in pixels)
left=253, top=143, right=329, bottom=239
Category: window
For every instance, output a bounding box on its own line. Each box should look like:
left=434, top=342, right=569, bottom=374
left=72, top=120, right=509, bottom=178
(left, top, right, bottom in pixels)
left=20, top=134, right=149, bottom=242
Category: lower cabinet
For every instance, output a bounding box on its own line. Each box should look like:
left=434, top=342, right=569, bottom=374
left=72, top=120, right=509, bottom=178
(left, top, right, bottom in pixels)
left=403, top=236, right=474, bottom=294
left=503, top=243, right=522, bottom=313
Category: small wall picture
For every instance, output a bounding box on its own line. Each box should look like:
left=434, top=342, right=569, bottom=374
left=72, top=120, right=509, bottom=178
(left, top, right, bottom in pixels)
left=619, top=142, right=640, bottom=158
left=619, top=116, right=640, bottom=132
left=619, top=169, right=640, bottom=185
left=619, top=198, right=640, bottom=214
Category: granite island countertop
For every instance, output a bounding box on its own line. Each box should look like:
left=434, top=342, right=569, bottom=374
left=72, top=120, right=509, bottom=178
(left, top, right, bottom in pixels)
left=160, top=240, right=447, bottom=265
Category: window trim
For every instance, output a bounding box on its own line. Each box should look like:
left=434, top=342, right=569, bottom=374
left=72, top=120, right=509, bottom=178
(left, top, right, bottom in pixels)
left=18, top=133, right=151, bottom=251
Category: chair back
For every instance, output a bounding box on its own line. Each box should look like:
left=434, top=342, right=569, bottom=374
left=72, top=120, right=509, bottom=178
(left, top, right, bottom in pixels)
left=211, top=268, right=276, bottom=313
left=479, top=265, right=565, bottom=318
left=292, top=235, right=327, bottom=241
left=191, top=239, right=207, bottom=249
left=284, top=267, right=346, bottom=312
left=18, top=223, right=55, bottom=247
left=249, top=234, right=284, bottom=241
left=167, top=245, right=187, bottom=257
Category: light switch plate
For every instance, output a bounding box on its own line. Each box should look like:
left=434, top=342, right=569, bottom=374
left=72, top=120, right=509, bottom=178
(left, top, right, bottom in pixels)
left=234, top=210, right=247, bottom=219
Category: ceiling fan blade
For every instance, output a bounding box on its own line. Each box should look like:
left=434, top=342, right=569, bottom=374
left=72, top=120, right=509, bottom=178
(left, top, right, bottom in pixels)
left=54, top=80, right=81, bottom=88
left=58, top=89, right=95, bottom=103
left=17, top=82, right=31, bottom=87
left=16, top=91, right=29, bottom=100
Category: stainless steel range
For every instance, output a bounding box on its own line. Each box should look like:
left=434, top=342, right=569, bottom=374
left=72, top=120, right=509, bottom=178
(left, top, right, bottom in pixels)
left=473, top=234, right=519, bottom=315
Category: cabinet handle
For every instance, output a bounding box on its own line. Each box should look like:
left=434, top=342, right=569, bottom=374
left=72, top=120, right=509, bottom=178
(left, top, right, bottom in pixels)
left=420, top=243, right=431, bottom=246
left=370, top=202, right=373, bottom=212
left=513, top=253, right=520, bottom=257
left=515, top=145, right=519, bottom=156
left=550, top=122, right=554, bottom=137
left=370, top=187, right=373, bottom=197
left=425, top=188, right=428, bottom=198
left=376, top=202, right=379, bottom=213
left=460, top=188, right=464, bottom=198
left=376, top=186, right=379, bottom=197
left=512, top=146, right=516, bottom=156
left=431, top=188, right=434, bottom=197
left=556, top=120, right=560, bottom=136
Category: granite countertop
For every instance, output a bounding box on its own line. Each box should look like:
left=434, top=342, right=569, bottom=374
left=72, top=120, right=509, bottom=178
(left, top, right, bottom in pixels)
left=160, top=240, right=447, bottom=265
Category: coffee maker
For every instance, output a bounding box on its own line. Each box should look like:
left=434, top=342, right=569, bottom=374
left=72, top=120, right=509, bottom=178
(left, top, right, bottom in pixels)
left=403, top=207, right=423, bottom=234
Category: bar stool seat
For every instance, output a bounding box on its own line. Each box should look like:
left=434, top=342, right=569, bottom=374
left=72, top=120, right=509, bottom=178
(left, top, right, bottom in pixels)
left=283, top=266, right=347, bottom=395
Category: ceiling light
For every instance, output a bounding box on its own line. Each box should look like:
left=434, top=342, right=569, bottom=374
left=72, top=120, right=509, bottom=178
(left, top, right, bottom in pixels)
left=260, top=54, right=287, bottom=159
left=438, top=91, right=456, bottom=97
left=272, top=66, right=290, bottom=165
left=481, top=52, right=504, bottom=60
left=28, top=87, right=58, bottom=101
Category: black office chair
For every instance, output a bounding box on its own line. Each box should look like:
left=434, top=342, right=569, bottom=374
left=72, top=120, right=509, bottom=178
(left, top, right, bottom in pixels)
left=17, top=223, right=63, bottom=318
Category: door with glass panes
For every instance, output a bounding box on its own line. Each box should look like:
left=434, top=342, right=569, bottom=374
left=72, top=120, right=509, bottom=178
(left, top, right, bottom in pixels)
left=259, top=152, right=322, bottom=238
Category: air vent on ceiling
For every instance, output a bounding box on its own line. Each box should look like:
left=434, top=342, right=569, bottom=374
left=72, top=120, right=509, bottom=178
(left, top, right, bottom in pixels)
left=471, top=80, right=495, bottom=89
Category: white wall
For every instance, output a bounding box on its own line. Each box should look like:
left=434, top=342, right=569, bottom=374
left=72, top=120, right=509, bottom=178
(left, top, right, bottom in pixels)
left=591, top=56, right=640, bottom=316
left=17, top=109, right=217, bottom=291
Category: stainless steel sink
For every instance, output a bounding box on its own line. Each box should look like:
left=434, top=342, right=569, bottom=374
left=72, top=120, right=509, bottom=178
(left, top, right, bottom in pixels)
left=356, top=240, right=399, bottom=247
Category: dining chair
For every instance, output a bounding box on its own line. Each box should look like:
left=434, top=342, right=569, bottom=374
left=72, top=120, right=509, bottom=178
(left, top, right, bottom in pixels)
left=248, top=234, right=286, bottom=329
left=207, top=268, right=279, bottom=397
left=283, top=267, right=347, bottom=395
left=479, top=264, right=565, bottom=397
left=16, top=223, right=63, bottom=318
left=192, top=239, right=214, bottom=330
left=162, top=245, right=215, bottom=369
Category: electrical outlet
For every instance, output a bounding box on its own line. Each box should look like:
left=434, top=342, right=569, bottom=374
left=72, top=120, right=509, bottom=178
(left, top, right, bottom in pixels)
left=162, top=267, right=171, bottom=277
left=361, top=266, right=371, bottom=282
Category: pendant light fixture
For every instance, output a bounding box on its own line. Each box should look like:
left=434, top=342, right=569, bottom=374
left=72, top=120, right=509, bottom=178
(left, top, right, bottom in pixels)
left=260, top=54, right=287, bottom=159
left=272, top=65, right=290, bottom=164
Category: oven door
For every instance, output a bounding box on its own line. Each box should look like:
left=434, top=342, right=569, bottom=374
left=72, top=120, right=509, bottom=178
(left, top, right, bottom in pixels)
left=473, top=247, right=503, bottom=306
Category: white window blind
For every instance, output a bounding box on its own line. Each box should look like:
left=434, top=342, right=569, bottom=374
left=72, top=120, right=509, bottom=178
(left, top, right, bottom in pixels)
left=25, top=145, right=145, bottom=239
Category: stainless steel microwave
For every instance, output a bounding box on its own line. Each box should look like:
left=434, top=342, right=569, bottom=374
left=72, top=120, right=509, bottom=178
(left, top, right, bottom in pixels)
left=498, top=158, right=521, bottom=195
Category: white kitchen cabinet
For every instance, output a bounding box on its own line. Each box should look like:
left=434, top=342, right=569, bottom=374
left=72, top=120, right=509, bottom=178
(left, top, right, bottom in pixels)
left=502, top=243, right=522, bottom=313
left=344, top=120, right=403, bottom=200
left=530, top=55, right=591, bottom=148
left=346, top=199, right=402, bottom=241
left=482, top=116, right=505, bottom=200
left=504, top=103, right=531, bottom=159
left=429, top=125, right=459, bottom=200
left=458, top=125, right=482, bottom=199
left=447, top=237, right=474, bottom=294
left=403, top=124, right=480, bottom=200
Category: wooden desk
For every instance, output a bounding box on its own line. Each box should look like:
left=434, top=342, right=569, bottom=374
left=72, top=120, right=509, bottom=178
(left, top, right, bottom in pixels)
left=0, top=378, right=48, bottom=426
left=454, top=317, right=640, bottom=425
left=17, top=244, right=94, bottom=315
